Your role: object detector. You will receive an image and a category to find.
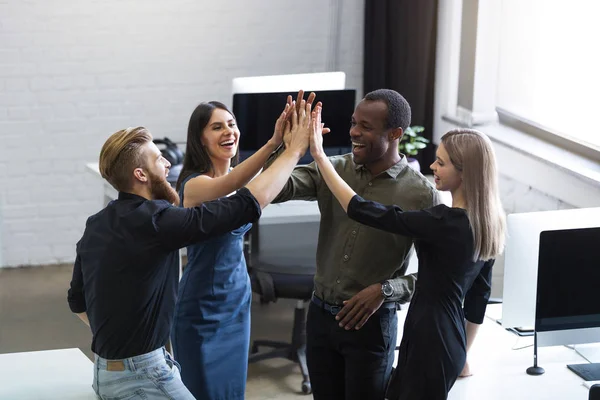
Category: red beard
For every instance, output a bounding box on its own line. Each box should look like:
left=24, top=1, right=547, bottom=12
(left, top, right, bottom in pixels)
left=149, top=171, right=180, bottom=205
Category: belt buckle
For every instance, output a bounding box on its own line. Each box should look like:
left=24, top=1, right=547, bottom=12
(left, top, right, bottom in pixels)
left=106, top=360, right=125, bottom=371
left=329, top=305, right=341, bottom=315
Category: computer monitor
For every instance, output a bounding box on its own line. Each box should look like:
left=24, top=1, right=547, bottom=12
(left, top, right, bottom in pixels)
left=232, top=89, right=356, bottom=163
left=535, top=227, right=600, bottom=347
left=502, top=207, right=600, bottom=332
left=232, top=72, right=346, bottom=94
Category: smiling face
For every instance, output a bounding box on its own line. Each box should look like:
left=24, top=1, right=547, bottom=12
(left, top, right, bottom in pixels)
left=349, top=100, right=397, bottom=168
left=429, top=142, right=462, bottom=192
left=201, top=108, right=240, bottom=164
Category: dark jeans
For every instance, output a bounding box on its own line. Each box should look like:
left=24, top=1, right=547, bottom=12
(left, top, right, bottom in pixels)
left=306, top=301, right=398, bottom=400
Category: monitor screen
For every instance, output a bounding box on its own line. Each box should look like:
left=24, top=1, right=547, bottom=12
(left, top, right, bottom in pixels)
left=232, top=89, right=356, bottom=154
left=535, top=227, right=600, bottom=332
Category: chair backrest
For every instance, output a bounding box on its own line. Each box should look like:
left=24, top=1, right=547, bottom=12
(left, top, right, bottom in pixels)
left=247, top=220, right=319, bottom=271
left=247, top=219, right=318, bottom=303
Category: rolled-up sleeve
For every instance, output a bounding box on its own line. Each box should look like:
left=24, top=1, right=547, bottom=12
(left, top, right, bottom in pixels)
left=265, top=146, right=320, bottom=203
left=67, top=253, right=87, bottom=313
left=388, top=273, right=417, bottom=304
left=463, top=259, right=495, bottom=324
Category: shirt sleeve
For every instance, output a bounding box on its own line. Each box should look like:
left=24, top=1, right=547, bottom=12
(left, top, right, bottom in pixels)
left=388, top=273, right=417, bottom=304
left=67, top=251, right=87, bottom=314
left=347, top=195, right=443, bottom=240
left=155, top=187, right=262, bottom=250
left=265, top=146, right=321, bottom=203
left=463, top=259, right=495, bottom=324
left=431, top=188, right=444, bottom=207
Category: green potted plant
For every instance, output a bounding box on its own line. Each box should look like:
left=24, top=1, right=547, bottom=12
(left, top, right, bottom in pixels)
left=398, top=125, right=430, bottom=171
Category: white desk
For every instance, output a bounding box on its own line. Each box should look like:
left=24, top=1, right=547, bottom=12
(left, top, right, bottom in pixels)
left=85, top=162, right=321, bottom=278
left=85, top=162, right=450, bottom=276
left=85, top=162, right=321, bottom=224
left=85, top=162, right=449, bottom=221
left=0, top=348, right=97, bottom=399
left=395, top=304, right=592, bottom=399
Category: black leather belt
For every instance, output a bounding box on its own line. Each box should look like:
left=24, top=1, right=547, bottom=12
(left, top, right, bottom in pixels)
left=311, top=293, right=397, bottom=316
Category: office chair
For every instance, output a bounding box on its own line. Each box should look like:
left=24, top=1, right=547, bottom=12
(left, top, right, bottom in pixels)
left=246, top=224, right=316, bottom=395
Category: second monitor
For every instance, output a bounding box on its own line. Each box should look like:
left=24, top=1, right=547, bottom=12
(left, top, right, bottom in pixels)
left=232, top=89, right=356, bottom=163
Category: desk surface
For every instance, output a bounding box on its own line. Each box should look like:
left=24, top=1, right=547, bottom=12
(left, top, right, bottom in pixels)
left=85, top=161, right=450, bottom=224
left=408, top=304, right=592, bottom=399
left=86, top=162, right=321, bottom=224
left=0, top=348, right=97, bottom=399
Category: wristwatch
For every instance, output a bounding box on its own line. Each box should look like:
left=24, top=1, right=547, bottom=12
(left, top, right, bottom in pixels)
left=381, top=280, right=394, bottom=299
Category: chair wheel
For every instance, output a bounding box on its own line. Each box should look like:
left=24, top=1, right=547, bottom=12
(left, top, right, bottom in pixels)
left=301, top=380, right=312, bottom=394
left=251, top=344, right=259, bottom=354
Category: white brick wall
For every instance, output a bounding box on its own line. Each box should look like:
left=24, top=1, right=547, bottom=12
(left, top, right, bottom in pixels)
left=0, top=0, right=365, bottom=267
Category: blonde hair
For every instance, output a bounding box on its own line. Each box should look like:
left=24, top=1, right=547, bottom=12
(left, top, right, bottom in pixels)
left=441, top=129, right=506, bottom=261
left=99, top=127, right=153, bottom=192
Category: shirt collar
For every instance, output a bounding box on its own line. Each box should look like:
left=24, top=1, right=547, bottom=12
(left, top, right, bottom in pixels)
left=354, top=155, right=409, bottom=179
left=118, top=191, right=148, bottom=201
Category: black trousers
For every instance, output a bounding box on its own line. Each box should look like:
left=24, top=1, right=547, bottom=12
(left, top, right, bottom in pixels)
left=306, top=301, right=398, bottom=400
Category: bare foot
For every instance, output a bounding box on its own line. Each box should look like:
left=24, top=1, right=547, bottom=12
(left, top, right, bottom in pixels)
left=459, top=361, right=473, bottom=378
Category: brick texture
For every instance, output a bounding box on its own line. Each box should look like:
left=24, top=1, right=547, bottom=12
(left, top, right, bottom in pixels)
left=0, top=0, right=365, bottom=267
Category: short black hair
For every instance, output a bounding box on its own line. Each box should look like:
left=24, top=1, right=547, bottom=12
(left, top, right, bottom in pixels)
left=363, top=89, right=411, bottom=130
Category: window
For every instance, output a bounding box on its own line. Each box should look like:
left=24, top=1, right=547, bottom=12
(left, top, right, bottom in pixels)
left=496, top=0, right=600, bottom=150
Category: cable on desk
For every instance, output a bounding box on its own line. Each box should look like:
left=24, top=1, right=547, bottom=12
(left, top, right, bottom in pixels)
left=511, top=336, right=534, bottom=351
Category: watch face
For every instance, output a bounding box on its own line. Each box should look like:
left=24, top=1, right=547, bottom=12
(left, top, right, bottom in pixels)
left=383, top=282, right=393, bottom=297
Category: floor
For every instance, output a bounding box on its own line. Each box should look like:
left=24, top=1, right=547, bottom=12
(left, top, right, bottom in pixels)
left=0, top=264, right=310, bottom=399
left=1, top=264, right=595, bottom=400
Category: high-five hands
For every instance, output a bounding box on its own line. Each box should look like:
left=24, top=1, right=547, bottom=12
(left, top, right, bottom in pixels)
left=283, top=97, right=313, bottom=156
left=270, top=96, right=293, bottom=147
left=283, top=90, right=330, bottom=147
left=310, top=105, right=326, bottom=160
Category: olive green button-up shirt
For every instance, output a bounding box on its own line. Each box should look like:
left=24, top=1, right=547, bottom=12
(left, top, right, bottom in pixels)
left=270, top=153, right=441, bottom=305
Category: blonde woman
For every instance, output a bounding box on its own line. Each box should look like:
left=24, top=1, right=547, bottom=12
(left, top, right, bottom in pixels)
left=308, top=106, right=506, bottom=400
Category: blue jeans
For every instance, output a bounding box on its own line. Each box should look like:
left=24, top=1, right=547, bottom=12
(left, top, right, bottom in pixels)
left=93, top=347, right=195, bottom=400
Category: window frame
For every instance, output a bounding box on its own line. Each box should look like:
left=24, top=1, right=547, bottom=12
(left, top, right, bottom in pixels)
left=496, top=108, right=600, bottom=161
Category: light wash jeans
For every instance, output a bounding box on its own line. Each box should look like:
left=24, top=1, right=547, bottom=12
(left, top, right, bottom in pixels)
left=93, top=347, right=196, bottom=400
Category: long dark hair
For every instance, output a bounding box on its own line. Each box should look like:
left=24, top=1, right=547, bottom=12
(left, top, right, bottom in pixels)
left=176, top=101, right=240, bottom=191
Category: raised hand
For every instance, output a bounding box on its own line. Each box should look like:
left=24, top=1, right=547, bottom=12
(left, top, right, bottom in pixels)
left=285, top=90, right=331, bottom=138
left=282, top=101, right=295, bottom=149
left=270, top=95, right=293, bottom=147
left=310, top=105, right=326, bottom=160
left=292, top=90, right=315, bottom=116
left=285, top=98, right=312, bottom=156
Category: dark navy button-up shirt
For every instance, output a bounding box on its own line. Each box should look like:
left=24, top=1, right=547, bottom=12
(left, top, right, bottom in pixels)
left=68, top=188, right=260, bottom=359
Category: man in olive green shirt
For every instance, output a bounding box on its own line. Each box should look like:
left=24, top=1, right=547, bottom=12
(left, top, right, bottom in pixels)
left=267, top=89, right=440, bottom=400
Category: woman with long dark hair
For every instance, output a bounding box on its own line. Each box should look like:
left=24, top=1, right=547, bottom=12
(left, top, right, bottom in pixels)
left=309, top=106, right=506, bottom=400
left=171, top=97, right=302, bottom=399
